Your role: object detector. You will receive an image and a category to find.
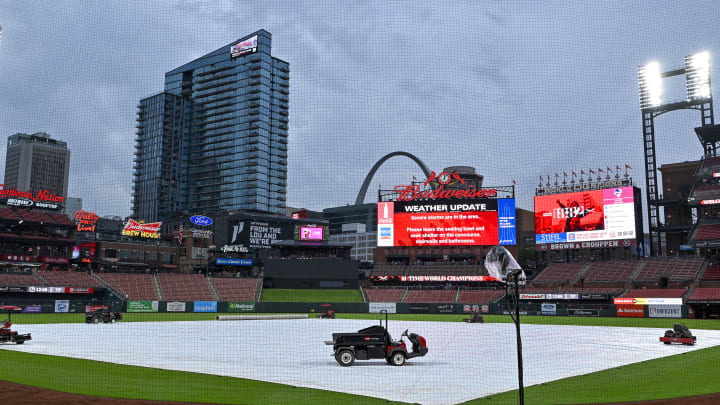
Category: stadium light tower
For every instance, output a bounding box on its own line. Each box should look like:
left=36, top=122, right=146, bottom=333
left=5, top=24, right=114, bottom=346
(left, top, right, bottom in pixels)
left=638, top=52, right=714, bottom=257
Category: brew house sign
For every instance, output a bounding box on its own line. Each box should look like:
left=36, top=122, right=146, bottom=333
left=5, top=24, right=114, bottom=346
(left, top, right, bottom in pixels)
left=0, top=184, right=64, bottom=210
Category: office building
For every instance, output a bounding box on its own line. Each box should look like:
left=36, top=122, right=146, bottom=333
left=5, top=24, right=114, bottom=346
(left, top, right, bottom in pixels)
left=4, top=132, right=70, bottom=198
left=133, top=30, right=289, bottom=221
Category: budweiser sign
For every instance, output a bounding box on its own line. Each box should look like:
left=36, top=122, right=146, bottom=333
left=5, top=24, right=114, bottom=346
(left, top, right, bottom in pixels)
left=74, top=210, right=99, bottom=232
left=121, top=219, right=162, bottom=239
left=394, top=171, right=496, bottom=202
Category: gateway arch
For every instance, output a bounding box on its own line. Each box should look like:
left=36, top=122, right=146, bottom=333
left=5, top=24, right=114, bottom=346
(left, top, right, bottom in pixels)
left=354, top=151, right=432, bottom=205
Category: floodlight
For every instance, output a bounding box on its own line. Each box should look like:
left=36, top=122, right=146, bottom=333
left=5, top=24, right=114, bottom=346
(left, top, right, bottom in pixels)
left=685, top=51, right=711, bottom=100
left=638, top=61, right=663, bottom=109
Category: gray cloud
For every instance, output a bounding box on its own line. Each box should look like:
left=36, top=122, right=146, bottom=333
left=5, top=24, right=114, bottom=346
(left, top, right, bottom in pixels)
left=0, top=0, right=717, bottom=219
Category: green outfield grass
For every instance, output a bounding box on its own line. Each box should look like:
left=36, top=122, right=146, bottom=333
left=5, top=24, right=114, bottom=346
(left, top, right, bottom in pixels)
left=466, top=345, right=720, bottom=404
left=0, top=351, right=409, bottom=405
left=2, top=312, right=720, bottom=404
left=259, top=289, right=364, bottom=302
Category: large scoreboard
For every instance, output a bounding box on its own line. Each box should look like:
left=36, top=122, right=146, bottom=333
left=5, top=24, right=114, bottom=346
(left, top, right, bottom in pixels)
left=377, top=198, right=516, bottom=247
left=534, top=186, right=642, bottom=249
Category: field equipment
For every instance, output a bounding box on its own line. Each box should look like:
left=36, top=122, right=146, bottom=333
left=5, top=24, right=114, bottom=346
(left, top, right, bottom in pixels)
left=325, top=310, right=427, bottom=366
left=85, top=308, right=123, bottom=324
left=0, top=306, right=31, bottom=344
left=316, top=304, right=335, bottom=319
left=659, top=324, right=696, bottom=345
left=463, top=313, right=484, bottom=323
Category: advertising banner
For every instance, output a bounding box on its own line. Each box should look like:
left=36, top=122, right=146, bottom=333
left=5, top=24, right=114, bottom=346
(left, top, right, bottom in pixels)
left=409, top=304, right=430, bottom=314
left=194, top=301, right=217, bottom=313
left=0, top=184, right=64, bottom=210
left=231, top=35, right=258, bottom=57
left=614, top=298, right=682, bottom=306
left=649, top=305, right=682, bottom=318
left=84, top=305, right=108, bottom=312
left=121, top=219, right=162, bottom=239
left=74, top=210, right=99, bottom=232
left=127, top=300, right=159, bottom=313
left=54, top=300, right=69, bottom=313
left=229, top=220, right=293, bottom=249
left=462, top=304, right=481, bottom=313
left=436, top=304, right=455, bottom=314
left=228, top=302, right=256, bottom=312
left=369, top=302, right=397, bottom=314
left=616, top=304, right=644, bottom=317
left=166, top=302, right=187, bottom=312
left=535, top=187, right=636, bottom=244
left=568, top=308, right=599, bottom=317
left=22, top=305, right=42, bottom=313
left=520, top=293, right=546, bottom=300
left=216, top=258, right=253, bottom=266
left=541, top=303, right=557, bottom=315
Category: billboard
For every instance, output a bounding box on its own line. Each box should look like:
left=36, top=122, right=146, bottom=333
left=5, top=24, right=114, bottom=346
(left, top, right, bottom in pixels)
left=297, top=225, right=325, bottom=241
left=121, top=219, right=162, bottom=239
left=231, top=35, right=258, bottom=57
left=0, top=184, right=64, bottom=210
left=228, top=220, right=293, bottom=249
left=535, top=187, right=637, bottom=244
left=377, top=198, right=516, bottom=247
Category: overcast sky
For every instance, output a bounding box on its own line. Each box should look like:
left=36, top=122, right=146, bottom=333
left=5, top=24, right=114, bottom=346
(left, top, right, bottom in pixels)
left=1, top=1, right=719, bottom=218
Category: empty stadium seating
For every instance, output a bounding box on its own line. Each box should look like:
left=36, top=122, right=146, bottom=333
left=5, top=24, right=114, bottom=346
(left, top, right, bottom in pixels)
left=0, top=273, right=43, bottom=286
left=583, top=261, right=639, bottom=283
left=621, top=288, right=687, bottom=298
left=210, top=277, right=260, bottom=301
left=403, top=290, right=455, bottom=303
left=406, top=265, right=483, bottom=276
left=98, top=273, right=159, bottom=300
left=633, top=258, right=703, bottom=282
left=364, top=288, right=406, bottom=302
left=37, top=271, right=103, bottom=287
left=693, top=224, right=720, bottom=241
left=458, top=290, right=504, bottom=303
left=702, top=264, right=720, bottom=281
left=531, top=262, right=586, bottom=284
left=688, top=288, right=720, bottom=301
left=156, top=273, right=215, bottom=301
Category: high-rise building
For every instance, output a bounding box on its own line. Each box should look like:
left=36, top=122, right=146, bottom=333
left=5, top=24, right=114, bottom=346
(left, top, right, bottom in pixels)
left=133, top=30, right=289, bottom=222
left=3, top=132, right=70, bottom=198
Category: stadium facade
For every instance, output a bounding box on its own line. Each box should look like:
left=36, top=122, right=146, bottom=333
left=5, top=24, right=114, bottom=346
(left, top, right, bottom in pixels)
left=133, top=30, right=290, bottom=222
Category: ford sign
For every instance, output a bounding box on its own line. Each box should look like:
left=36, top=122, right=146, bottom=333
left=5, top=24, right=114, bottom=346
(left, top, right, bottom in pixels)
left=190, top=215, right=213, bottom=226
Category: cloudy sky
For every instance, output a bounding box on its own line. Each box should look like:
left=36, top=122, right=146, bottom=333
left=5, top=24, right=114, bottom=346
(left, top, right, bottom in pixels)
left=0, top=1, right=718, bottom=217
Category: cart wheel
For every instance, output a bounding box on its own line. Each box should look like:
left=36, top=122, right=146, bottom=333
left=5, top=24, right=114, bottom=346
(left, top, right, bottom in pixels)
left=335, top=349, right=355, bottom=367
left=92, top=317, right=100, bottom=324
left=390, top=352, right=406, bottom=366
left=110, top=318, right=116, bottom=324
left=16, top=341, right=24, bottom=345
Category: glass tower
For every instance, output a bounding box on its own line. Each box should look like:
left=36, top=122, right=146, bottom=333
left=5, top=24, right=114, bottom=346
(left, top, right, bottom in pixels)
left=133, top=30, right=289, bottom=221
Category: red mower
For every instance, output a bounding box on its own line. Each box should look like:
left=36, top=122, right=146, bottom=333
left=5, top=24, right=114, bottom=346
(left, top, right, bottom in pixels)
left=0, top=306, right=32, bottom=344
left=659, top=324, right=696, bottom=345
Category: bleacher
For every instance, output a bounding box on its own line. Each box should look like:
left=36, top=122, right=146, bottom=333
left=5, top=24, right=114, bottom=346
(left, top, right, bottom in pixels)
left=403, top=290, right=455, bottom=303
left=520, top=286, right=623, bottom=295
left=621, top=288, right=687, bottom=298
left=693, top=223, right=720, bottom=241
left=701, top=264, right=720, bottom=281
left=364, top=288, right=406, bottom=302
left=370, top=264, right=406, bottom=276
left=583, top=261, right=639, bottom=284
left=97, top=273, right=158, bottom=300
left=688, top=288, right=720, bottom=302
left=458, top=290, right=504, bottom=303
left=633, top=258, right=704, bottom=283
left=530, top=262, right=586, bottom=285
left=157, top=273, right=215, bottom=301
left=210, top=277, right=260, bottom=301
left=36, top=271, right=103, bottom=288
left=0, top=273, right=43, bottom=286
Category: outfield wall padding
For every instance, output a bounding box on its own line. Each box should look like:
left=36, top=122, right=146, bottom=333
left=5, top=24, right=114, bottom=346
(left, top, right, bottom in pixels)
left=216, top=314, right=309, bottom=321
